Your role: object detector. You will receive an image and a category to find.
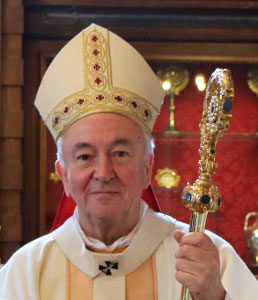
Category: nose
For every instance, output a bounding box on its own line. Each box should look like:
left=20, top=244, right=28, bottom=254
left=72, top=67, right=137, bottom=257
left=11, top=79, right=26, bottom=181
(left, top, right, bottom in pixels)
left=93, top=154, right=115, bottom=182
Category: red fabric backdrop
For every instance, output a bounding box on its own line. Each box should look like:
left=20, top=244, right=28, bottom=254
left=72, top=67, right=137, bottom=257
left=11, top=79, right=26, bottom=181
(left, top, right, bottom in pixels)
left=152, top=63, right=258, bottom=264
left=45, top=63, right=258, bottom=265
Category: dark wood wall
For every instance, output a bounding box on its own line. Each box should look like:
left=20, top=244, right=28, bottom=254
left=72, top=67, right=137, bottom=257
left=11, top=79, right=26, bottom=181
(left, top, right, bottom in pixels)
left=0, top=0, right=23, bottom=263
left=1, top=0, right=258, bottom=262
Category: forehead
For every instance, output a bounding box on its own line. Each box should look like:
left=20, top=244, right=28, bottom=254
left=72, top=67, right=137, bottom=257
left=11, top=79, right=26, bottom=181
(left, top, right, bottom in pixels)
left=62, top=113, right=145, bottom=147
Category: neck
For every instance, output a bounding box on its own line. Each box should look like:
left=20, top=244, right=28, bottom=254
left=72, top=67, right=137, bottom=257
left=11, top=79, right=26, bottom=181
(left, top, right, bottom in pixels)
left=78, top=204, right=142, bottom=246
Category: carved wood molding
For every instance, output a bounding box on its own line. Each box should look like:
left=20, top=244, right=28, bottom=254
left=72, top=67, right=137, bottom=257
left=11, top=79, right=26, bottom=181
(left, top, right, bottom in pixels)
left=23, top=0, right=258, bottom=10
left=0, top=0, right=24, bottom=263
left=132, top=42, right=258, bottom=63
left=24, top=8, right=258, bottom=43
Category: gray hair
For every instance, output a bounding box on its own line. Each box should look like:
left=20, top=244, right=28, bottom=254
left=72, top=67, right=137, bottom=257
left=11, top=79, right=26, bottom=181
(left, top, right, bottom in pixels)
left=144, top=132, right=155, bottom=158
left=56, top=131, right=155, bottom=167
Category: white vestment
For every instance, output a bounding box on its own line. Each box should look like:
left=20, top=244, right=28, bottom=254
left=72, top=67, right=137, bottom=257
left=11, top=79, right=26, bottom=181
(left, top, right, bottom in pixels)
left=0, top=208, right=257, bottom=300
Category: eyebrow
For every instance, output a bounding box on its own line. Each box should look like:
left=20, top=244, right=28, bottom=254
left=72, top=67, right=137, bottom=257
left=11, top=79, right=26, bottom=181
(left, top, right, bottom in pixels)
left=111, top=138, right=132, bottom=147
left=73, top=142, right=92, bottom=151
left=72, top=138, right=132, bottom=152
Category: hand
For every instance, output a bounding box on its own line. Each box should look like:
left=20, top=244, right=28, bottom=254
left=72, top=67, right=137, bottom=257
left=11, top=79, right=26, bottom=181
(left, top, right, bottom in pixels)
left=173, top=230, right=225, bottom=300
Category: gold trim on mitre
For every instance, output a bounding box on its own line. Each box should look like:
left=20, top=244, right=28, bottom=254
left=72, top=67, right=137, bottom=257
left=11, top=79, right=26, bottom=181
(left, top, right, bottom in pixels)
left=36, top=24, right=164, bottom=141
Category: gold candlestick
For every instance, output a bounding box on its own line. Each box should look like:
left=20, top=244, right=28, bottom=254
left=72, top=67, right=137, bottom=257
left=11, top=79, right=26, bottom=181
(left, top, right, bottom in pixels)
left=166, top=90, right=179, bottom=134
left=180, top=69, right=234, bottom=300
left=157, top=65, right=189, bottom=135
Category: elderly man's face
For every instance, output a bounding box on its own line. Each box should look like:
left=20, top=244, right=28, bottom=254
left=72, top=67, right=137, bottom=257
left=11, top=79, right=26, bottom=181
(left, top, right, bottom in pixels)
left=56, top=113, right=153, bottom=221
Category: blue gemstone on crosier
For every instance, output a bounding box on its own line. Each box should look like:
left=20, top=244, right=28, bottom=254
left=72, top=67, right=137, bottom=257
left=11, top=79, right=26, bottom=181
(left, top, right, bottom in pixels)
left=201, top=195, right=210, bottom=204
left=185, top=193, right=192, bottom=202
left=223, top=99, right=233, bottom=112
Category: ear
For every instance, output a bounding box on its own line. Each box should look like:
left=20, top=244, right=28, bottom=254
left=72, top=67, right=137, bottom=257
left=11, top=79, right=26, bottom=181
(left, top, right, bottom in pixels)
left=144, top=154, right=154, bottom=187
left=55, top=160, right=71, bottom=197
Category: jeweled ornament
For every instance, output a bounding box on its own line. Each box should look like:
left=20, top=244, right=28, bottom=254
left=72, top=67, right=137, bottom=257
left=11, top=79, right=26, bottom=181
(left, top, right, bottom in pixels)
left=223, top=99, right=233, bottom=112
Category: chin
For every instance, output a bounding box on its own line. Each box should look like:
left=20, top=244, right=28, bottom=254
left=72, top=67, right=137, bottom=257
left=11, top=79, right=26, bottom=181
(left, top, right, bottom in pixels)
left=91, top=203, right=127, bottom=218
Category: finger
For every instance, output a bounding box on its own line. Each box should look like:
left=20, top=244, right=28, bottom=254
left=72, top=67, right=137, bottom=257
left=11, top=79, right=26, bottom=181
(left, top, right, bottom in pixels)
left=175, top=257, right=199, bottom=275
left=173, top=230, right=185, bottom=244
left=175, top=266, right=224, bottom=300
left=175, top=268, right=215, bottom=298
left=175, top=244, right=220, bottom=271
left=175, top=255, right=218, bottom=275
left=175, top=270, right=199, bottom=295
left=175, top=244, right=203, bottom=260
left=179, top=232, right=217, bottom=251
left=175, top=244, right=213, bottom=263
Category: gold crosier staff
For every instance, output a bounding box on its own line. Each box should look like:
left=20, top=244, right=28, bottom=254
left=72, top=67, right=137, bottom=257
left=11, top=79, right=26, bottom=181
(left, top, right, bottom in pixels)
left=180, top=69, right=234, bottom=300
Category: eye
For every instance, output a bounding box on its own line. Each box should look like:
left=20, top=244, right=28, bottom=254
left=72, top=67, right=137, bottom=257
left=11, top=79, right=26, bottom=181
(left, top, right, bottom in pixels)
left=77, top=154, right=91, bottom=161
left=114, top=151, right=129, bottom=158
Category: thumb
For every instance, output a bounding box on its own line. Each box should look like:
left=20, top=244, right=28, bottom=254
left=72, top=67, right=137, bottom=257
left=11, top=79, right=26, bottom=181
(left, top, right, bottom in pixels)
left=173, top=230, right=186, bottom=244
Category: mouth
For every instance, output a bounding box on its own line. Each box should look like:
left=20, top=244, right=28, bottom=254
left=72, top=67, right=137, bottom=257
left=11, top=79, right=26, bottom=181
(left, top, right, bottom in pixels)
left=90, top=191, right=119, bottom=194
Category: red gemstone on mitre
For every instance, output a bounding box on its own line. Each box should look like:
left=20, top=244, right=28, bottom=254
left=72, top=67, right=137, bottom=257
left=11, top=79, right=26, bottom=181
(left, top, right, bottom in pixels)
left=64, top=107, right=69, bottom=113
left=115, top=96, right=122, bottom=101
left=144, top=109, right=149, bottom=116
left=93, top=64, right=101, bottom=71
left=54, top=117, right=59, bottom=124
left=95, top=78, right=102, bottom=85
left=96, top=95, right=104, bottom=100
left=92, top=35, right=98, bottom=42
left=93, top=49, right=100, bottom=56
left=77, top=99, right=84, bottom=105
left=132, top=101, right=138, bottom=108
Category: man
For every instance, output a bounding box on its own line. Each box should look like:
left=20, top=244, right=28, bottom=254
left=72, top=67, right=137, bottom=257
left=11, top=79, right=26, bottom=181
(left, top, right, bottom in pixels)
left=0, top=24, right=257, bottom=300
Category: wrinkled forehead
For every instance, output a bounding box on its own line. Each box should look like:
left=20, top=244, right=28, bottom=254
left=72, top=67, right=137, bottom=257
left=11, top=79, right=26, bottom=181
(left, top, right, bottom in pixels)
left=60, top=112, right=147, bottom=146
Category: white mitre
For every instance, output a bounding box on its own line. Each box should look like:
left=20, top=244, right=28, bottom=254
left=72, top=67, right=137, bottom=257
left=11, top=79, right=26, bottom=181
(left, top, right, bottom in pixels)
left=34, top=23, right=165, bottom=140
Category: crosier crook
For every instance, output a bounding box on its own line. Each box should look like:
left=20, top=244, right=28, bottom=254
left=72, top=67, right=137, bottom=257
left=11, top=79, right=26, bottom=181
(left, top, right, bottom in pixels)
left=180, top=69, right=234, bottom=300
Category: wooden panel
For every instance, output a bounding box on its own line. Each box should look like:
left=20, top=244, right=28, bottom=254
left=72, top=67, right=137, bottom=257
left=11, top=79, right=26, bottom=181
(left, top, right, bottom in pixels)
left=0, top=211, right=22, bottom=242
left=0, top=191, right=21, bottom=212
left=132, top=42, right=258, bottom=63
left=2, top=0, right=23, bottom=34
left=0, top=0, right=24, bottom=262
left=0, top=160, right=23, bottom=190
left=2, top=58, right=23, bottom=85
left=23, top=42, right=43, bottom=243
left=0, top=191, right=22, bottom=260
left=24, top=40, right=258, bottom=65
left=1, top=109, right=23, bottom=137
left=1, top=139, right=22, bottom=161
left=0, top=1, right=2, bottom=135
left=2, top=87, right=22, bottom=111
left=25, top=10, right=258, bottom=42
left=23, top=0, right=258, bottom=9
left=0, top=243, right=20, bottom=263
left=2, top=34, right=22, bottom=58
